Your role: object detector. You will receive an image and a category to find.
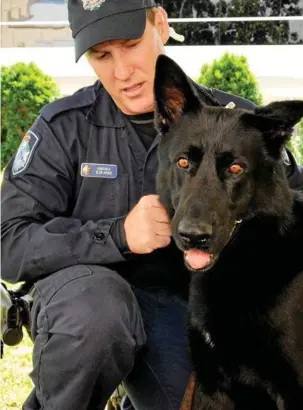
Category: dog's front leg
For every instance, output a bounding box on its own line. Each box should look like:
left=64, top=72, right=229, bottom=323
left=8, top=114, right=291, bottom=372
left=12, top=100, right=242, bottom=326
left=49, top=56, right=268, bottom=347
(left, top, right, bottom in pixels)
left=188, top=326, right=235, bottom=410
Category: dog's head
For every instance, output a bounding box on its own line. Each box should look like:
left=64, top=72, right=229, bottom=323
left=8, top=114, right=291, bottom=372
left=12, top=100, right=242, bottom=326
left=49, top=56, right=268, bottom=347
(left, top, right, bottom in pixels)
left=154, top=54, right=303, bottom=273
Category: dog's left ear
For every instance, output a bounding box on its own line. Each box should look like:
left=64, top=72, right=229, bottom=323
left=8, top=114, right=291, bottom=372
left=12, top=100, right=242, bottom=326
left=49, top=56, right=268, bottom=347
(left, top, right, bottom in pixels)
left=154, top=54, right=202, bottom=133
left=241, top=100, right=303, bottom=158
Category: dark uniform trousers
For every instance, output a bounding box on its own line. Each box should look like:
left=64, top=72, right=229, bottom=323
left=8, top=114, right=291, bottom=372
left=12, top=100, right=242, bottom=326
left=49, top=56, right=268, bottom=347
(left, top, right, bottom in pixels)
left=23, top=264, right=192, bottom=410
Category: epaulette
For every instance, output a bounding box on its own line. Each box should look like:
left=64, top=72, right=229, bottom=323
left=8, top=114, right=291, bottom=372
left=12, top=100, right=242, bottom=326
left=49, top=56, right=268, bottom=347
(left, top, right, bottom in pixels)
left=211, top=88, right=257, bottom=111
left=40, top=84, right=97, bottom=122
left=193, top=81, right=257, bottom=111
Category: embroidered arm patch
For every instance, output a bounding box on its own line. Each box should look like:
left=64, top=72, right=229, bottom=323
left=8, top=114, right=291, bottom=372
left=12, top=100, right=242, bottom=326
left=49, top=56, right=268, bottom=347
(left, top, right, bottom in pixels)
left=12, top=130, right=40, bottom=176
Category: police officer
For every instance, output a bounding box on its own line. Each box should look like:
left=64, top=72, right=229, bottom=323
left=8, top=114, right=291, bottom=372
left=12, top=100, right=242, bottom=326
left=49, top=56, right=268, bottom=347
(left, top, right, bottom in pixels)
left=1, top=1, right=302, bottom=410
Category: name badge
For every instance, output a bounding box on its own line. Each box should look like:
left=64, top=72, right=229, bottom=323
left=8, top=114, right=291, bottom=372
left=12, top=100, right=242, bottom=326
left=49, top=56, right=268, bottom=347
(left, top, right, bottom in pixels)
left=81, top=163, right=117, bottom=178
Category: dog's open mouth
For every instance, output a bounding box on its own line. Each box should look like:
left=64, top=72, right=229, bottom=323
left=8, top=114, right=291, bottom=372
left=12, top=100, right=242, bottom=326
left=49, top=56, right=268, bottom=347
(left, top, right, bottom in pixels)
left=184, top=249, right=217, bottom=272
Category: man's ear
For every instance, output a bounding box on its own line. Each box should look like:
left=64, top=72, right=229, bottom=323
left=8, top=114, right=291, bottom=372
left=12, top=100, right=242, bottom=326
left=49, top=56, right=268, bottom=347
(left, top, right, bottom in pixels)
left=154, top=54, right=202, bottom=133
left=154, top=7, right=170, bottom=44
left=241, top=100, right=303, bottom=159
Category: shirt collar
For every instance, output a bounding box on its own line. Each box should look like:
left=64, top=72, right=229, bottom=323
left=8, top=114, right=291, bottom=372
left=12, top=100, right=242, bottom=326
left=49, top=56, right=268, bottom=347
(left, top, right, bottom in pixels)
left=86, top=80, right=218, bottom=128
left=86, top=81, right=127, bottom=128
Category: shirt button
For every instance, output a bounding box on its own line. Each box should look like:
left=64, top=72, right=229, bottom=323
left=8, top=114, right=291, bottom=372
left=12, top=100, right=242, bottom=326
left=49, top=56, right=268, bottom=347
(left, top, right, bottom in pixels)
left=94, top=232, right=105, bottom=241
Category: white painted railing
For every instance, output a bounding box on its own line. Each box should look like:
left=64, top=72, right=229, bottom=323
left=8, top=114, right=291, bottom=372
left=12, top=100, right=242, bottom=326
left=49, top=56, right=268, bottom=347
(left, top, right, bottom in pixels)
left=1, top=15, right=302, bottom=26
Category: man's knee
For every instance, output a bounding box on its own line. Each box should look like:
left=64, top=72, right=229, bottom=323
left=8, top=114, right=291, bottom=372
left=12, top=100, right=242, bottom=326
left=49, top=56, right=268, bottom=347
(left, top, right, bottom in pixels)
left=32, top=265, right=146, bottom=349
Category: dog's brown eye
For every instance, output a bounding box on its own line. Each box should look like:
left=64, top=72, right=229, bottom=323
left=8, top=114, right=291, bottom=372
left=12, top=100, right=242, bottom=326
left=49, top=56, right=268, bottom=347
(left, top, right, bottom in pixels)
left=177, top=158, right=189, bottom=169
left=228, top=164, right=244, bottom=174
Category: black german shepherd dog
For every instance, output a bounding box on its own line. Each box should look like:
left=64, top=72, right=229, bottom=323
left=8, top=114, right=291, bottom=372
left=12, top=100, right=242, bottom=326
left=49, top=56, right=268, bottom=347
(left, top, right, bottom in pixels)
left=154, top=55, right=303, bottom=410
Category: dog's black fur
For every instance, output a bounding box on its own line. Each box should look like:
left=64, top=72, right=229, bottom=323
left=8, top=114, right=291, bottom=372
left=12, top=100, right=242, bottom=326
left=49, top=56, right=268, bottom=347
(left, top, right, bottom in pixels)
left=154, top=54, right=303, bottom=409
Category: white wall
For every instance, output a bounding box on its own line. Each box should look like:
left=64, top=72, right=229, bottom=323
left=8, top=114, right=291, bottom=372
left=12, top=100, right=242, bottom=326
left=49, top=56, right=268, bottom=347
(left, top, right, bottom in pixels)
left=1, top=44, right=303, bottom=103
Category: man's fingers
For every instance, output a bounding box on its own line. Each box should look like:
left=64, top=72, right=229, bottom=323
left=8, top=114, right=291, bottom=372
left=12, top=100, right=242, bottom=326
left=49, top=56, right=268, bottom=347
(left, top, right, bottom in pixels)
left=153, top=221, right=171, bottom=236
left=125, top=194, right=172, bottom=254
left=142, top=194, right=166, bottom=209
left=151, top=208, right=171, bottom=224
left=141, top=194, right=160, bottom=206
left=155, top=235, right=171, bottom=249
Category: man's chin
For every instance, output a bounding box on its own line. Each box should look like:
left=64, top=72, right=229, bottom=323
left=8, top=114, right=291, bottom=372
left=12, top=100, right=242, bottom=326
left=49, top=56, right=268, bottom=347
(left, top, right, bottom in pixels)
left=120, top=97, right=155, bottom=116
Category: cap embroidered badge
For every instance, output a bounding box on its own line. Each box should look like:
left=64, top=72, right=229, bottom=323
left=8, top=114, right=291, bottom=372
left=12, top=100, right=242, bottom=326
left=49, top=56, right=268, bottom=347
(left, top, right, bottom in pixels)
left=82, top=0, right=105, bottom=11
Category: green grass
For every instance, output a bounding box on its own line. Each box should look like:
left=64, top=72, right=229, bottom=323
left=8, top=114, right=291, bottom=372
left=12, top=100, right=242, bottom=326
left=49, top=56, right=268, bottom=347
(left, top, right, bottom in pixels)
left=1, top=332, right=33, bottom=409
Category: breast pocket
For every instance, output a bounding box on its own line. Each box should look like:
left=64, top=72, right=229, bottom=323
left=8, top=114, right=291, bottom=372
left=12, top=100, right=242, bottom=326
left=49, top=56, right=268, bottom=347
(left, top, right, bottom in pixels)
left=109, top=174, right=129, bottom=217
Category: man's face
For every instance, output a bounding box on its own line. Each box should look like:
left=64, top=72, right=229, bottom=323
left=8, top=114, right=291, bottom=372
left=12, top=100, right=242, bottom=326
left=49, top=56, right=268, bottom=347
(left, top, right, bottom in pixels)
left=87, top=12, right=169, bottom=115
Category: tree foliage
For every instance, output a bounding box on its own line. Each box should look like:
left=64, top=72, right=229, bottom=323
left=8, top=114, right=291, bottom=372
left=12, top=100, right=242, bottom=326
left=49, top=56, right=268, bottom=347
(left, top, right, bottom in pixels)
left=197, top=52, right=263, bottom=105
left=1, top=62, right=60, bottom=168
left=163, top=0, right=303, bottom=45
left=287, top=118, right=303, bottom=165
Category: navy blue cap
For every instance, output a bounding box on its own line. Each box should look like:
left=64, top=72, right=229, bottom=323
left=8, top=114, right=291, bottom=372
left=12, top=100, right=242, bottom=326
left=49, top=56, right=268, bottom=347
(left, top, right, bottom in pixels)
left=68, top=0, right=158, bottom=62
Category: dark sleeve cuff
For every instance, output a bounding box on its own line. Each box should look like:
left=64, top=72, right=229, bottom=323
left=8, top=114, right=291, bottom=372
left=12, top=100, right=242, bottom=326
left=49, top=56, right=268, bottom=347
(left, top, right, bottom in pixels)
left=110, top=216, right=130, bottom=256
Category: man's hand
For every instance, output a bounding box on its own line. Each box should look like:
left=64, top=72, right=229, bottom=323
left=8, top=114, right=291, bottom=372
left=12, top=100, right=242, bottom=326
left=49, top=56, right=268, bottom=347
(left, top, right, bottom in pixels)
left=124, top=195, right=171, bottom=254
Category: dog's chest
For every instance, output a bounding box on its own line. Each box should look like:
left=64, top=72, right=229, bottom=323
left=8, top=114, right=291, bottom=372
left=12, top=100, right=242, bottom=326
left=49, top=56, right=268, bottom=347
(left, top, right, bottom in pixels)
left=188, top=260, right=303, bottom=380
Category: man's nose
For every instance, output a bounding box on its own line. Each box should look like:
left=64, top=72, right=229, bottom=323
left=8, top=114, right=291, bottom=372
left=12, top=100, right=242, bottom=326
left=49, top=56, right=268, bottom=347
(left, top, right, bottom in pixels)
left=114, top=58, right=134, bottom=81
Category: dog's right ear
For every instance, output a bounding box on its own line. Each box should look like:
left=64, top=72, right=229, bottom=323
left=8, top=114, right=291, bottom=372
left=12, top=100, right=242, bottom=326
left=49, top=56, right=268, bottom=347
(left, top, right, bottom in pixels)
left=154, top=54, right=202, bottom=133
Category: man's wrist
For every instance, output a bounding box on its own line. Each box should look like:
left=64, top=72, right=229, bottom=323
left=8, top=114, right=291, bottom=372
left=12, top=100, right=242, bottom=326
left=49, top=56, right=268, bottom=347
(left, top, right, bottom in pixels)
left=110, top=216, right=130, bottom=256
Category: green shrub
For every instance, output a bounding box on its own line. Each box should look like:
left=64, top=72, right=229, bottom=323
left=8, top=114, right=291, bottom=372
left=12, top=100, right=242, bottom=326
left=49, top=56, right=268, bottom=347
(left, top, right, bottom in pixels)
left=1, top=62, right=60, bottom=168
left=198, top=52, right=263, bottom=106
left=287, top=117, right=303, bottom=165
left=297, top=118, right=303, bottom=162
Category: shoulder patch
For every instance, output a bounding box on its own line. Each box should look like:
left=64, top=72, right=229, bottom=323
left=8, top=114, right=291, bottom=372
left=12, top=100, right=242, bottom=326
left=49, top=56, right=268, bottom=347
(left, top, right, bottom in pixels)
left=12, top=130, right=40, bottom=176
left=40, top=85, right=96, bottom=122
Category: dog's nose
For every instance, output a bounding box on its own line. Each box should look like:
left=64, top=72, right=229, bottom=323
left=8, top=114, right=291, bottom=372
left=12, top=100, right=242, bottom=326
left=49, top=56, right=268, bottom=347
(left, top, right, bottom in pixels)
left=178, top=219, right=212, bottom=245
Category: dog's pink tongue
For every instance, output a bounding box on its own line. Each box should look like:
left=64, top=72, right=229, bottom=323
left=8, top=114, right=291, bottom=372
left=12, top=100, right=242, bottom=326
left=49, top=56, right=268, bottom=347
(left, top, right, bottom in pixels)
left=185, top=249, right=212, bottom=269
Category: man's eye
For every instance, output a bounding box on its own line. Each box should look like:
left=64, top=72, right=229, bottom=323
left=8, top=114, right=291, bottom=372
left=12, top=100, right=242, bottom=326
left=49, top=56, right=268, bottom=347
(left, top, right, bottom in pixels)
left=128, top=42, right=138, bottom=48
left=177, top=158, right=189, bottom=169
left=228, top=164, right=244, bottom=175
left=96, top=53, right=109, bottom=60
